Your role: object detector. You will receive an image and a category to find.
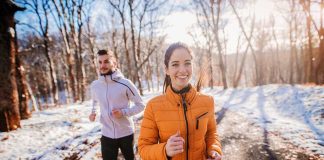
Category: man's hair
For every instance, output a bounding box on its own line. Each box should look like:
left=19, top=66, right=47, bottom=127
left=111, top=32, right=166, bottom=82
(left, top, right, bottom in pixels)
left=97, top=49, right=116, bottom=59
left=97, top=49, right=109, bottom=55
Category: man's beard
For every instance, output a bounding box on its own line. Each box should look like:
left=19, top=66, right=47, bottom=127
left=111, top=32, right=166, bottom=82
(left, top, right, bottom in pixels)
left=100, top=68, right=114, bottom=76
left=100, top=69, right=110, bottom=74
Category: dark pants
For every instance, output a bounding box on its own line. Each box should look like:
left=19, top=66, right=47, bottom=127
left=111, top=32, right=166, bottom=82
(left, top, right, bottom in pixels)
left=101, top=134, right=134, bottom=160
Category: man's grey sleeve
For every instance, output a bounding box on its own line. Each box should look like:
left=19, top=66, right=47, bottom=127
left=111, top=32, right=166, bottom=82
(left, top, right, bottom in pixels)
left=91, top=84, right=98, bottom=114
left=121, top=80, right=145, bottom=117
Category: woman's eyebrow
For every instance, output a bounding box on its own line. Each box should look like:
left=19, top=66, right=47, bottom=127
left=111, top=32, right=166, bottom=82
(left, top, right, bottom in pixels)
left=170, top=61, right=179, bottom=63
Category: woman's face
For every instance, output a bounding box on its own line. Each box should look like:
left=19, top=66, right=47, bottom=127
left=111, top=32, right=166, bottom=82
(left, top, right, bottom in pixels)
left=166, top=48, right=193, bottom=91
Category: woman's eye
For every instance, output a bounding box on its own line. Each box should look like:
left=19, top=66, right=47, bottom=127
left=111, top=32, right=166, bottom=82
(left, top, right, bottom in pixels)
left=185, top=62, right=191, bottom=66
left=172, top=64, right=179, bottom=67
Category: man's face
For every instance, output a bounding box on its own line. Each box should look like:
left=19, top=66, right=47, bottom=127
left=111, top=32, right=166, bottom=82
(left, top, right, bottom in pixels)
left=98, top=55, right=116, bottom=74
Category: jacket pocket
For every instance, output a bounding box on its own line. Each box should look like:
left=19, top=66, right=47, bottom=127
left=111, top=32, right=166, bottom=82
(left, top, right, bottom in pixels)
left=196, top=112, right=208, bottom=129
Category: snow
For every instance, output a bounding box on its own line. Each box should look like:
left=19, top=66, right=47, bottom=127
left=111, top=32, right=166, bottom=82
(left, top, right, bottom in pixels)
left=0, top=84, right=323, bottom=159
left=209, top=84, right=324, bottom=156
left=0, top=102, right=101, bottom=160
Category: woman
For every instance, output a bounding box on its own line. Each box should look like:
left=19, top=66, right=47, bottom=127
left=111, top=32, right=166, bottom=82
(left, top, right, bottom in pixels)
left=138, top=42, right=222, bottom=160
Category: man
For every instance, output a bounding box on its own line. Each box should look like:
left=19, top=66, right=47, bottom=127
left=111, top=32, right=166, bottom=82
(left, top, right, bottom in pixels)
left=89, top=49, right=144, bottom=160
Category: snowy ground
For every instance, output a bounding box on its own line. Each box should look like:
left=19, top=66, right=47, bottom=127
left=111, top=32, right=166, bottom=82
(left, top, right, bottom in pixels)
left=211, top=84, right=324, bottom=156
left=0, top=84, right=323, bottom=160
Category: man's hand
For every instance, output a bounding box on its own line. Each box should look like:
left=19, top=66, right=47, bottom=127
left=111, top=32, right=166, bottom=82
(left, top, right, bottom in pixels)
left=165, top=131, right=184, bottom=157
left=89, top=113, right=96, bottom=122
left=112, top=109, right=123, bottom=118
left=207, top=151, right=222, bottom=160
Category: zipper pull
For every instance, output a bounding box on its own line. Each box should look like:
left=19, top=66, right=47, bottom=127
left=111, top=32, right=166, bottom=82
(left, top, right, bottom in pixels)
left=181, top=94, right=187, bottom=112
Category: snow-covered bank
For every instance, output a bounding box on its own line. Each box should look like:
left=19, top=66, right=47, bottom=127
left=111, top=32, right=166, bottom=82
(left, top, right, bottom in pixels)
left=0, top=101, right=100, bottom=159
left=209, top=84, right=323, bottom=156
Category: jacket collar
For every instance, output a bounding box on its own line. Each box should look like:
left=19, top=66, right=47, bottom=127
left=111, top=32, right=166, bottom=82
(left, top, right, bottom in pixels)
left=98, top=69, right=124, bottom=82
left=165, top=84, right=197, bottom=106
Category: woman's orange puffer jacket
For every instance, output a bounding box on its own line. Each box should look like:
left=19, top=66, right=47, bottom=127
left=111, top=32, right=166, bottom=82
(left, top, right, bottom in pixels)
left=138, top=86, right=222, bottom=160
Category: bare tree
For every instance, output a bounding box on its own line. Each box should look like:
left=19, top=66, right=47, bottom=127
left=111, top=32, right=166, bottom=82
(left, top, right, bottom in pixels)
left=191, top=1, right=216, bottom=88
left=229, top=0, right=261, bottom=85
left=109, top=0, right=167, bottom=95
left=269, top=15, right=283, bottom=83
left=209, top=0, right=228, bottom=89
left=75, top=0, right=86, bottom=101
left=299, top=0, right=324, bottom=84
left=282, top=0, right=301, bottom=84
left=109, top=0, right=133, bottom=79
left=193, top=0, right=228, bottom=89
left=233, top=12, right=255, bottom=88
left=50, top=0, right=77, bottom=102
left=84, top=9, right=98, bottom=76
left=20, top=0, right=59, bottom=104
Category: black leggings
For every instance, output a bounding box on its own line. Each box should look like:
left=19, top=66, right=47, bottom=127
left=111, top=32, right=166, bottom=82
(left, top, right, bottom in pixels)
left=100, top=134, right=134, bottom=160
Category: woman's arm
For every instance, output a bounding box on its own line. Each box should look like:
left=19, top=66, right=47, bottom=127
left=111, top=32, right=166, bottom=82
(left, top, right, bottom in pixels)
left=138, top=101, right=168, bottom=160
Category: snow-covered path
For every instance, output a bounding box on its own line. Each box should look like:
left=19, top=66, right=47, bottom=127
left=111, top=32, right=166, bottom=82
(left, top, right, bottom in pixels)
left=0, top=84, right=323, bottom=160
left=212, top=84, right=323, bottom=157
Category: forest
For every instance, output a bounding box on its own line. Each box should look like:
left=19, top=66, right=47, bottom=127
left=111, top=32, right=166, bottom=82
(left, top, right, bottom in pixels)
left=0, top=0, right=323, bottom=159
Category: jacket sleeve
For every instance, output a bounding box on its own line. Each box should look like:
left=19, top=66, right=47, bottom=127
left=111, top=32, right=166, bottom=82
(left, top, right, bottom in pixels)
left=206, top=96, right=222, bottom=156
left=138, top=101, right=168, bottom=160
left=90, top=82, right=98, bottom=114
left=121, top=80, right=145, bottom=117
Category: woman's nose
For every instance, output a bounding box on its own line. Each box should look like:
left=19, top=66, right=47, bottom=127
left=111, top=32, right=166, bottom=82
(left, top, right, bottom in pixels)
left=179, top=64, right=187, bottom=72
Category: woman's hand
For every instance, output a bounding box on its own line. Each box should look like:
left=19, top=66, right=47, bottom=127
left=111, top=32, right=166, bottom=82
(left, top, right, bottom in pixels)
left=207, top=151, right=222, bottom=160
left=165, top=131, right=185, bottom=157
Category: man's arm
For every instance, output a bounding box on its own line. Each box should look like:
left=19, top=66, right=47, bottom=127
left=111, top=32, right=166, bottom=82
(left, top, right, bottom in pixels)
left=121, top=80, right=145, bottom=117
left=89, top=83, right=98, bottom=121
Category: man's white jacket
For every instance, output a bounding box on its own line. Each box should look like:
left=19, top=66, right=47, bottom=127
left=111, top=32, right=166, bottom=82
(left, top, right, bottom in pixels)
left=91, top=70, right=145, bottom=138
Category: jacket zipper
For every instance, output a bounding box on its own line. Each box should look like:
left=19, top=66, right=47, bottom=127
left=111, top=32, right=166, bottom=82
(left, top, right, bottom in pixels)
left=181, top=94, right=189, bottom=160
left=196, top=112, right=208, bottom=129
left=105, top=75, right=115, bottom=138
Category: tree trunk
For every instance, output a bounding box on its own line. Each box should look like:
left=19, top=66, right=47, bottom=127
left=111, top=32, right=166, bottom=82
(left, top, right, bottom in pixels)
left=315, top=0, right=324, bottom=84
left=289, top=10, right=295, bottom=84
left=0, top=0, right=24, bottom=131
left=16, top=56, right=31, bottom=119
left=317, top=35, right=324, bottom=84
left=77, top=1, right=86, bottom=102
left=85, top=17, right=98, bottom=76
left=0, top=5, right=20, bottom=132
left=128, top=0, right=143, bottom=95
left=305, top=0, right=315, bottom=83
left=26, top=79, right=39, bottom=112
left=44, top=39, right=59, bottom=104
